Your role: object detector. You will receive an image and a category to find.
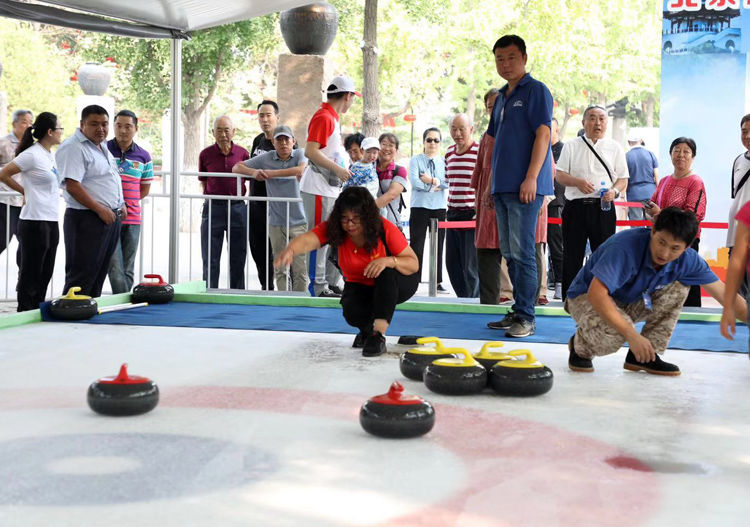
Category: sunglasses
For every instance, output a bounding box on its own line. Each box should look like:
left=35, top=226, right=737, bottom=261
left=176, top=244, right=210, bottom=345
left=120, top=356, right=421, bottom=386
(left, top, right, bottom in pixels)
left=424, top=138, right=440, bottom=144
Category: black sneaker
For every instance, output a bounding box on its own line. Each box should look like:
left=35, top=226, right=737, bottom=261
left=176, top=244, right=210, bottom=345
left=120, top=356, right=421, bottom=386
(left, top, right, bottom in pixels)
left=329, top=284, right=344, bottom=295
left=568, top=335, right=594, bottom=372
left=318, top=288, right=341, bottom=298
left=362, top=330, right=387, bottom=357
left=436, top=283, right=448, bottom=293
left=487, top=312, right=515, bottom=330
left=352, top=331, right=367, bottom=348
left=623, top=351, right=681, bottom=376
left=505, top=318, right=535, bottom=338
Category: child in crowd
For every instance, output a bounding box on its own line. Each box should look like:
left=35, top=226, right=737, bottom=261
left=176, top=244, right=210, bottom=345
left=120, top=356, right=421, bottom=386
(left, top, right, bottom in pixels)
left=344, top=136, right=380, bottom=200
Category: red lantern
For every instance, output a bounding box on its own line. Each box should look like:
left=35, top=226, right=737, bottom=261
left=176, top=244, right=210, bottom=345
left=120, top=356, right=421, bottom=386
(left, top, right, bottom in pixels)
left=569, top=108, right=580, bottom=116
left=403, top=114, right=417, bottom=122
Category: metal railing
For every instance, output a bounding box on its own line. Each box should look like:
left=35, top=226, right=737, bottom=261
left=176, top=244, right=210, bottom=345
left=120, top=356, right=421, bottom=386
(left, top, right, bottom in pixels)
left=0, top=170, right=303, bottom=302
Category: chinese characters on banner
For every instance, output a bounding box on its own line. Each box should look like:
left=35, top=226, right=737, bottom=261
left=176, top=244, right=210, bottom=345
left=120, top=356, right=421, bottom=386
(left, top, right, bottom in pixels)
left=667, top=0, right=745, bottom=11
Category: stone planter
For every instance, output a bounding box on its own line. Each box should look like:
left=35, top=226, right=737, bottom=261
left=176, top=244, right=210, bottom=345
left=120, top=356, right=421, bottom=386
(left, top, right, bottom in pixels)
left=280, top=2, right=338, bottom=56
left=77, top=62, right=111, bottom=96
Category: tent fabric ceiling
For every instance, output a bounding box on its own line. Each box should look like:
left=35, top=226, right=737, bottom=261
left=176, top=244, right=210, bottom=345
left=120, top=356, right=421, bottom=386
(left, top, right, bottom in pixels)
left=4, top=0, right=311, bottom=34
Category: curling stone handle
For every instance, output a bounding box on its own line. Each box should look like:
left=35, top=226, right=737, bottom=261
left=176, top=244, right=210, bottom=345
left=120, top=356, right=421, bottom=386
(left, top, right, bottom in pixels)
left=416, top=336, right=444, bottom=351
left=508, top=349, right=537, bottom=365
left=63, top=286, right=90, bottom=300
left=143, top=274, right=166, bottom=284
left=479, top=341, right=505, bottom=354
left=443, top=347, right=478, bottom=366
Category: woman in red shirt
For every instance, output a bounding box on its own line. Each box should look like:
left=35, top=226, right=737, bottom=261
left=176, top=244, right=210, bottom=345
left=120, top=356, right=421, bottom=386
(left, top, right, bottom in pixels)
left=275, top=186, right=419, bottom=356
left=646, top=137, right=706, bottom=306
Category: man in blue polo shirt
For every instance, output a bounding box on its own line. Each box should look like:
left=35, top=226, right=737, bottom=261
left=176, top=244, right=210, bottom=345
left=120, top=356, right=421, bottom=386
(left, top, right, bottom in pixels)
left=566, top=207, right=747, bottom=376
left=485, top=34, right=554, bottom=338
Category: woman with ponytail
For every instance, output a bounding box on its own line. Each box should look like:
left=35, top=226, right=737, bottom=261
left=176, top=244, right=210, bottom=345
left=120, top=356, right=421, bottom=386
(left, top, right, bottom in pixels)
left=0, top=112, right=64, bottom=311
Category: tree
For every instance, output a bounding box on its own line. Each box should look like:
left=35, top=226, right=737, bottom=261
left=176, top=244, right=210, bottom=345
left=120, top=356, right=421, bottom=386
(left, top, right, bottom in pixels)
left=361, top=0, right=380, bottom=136
left=78, top=19, right=278, bottom=168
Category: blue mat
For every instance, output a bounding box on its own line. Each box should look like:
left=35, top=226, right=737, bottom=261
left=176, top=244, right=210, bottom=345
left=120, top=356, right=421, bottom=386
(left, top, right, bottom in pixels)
left=39, top=301, right=747, bottom=354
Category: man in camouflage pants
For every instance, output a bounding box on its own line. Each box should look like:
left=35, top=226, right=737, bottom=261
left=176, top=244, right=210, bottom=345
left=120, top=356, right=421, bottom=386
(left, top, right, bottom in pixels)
left=565, top=207, right=747, bottom=376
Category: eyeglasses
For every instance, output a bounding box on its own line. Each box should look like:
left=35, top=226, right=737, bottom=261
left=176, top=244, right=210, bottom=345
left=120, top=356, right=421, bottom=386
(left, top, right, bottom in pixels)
left=54, top=127, right=64, bottom=131
left=341, top=217, right=361, bottom=226
left=424, top=138, right=440, bottom=144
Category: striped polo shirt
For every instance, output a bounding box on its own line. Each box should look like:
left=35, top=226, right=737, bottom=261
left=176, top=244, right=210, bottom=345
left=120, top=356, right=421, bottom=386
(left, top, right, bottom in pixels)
left=107, top=139, right=154, bottom=225
left=445, top=142, right=478, bottom=210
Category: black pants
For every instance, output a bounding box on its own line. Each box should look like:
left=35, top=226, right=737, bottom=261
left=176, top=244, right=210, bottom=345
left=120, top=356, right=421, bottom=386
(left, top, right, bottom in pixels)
left=0, top=202, right=21, bottom=259
left=685, top=238, right=702, bottom=307
left=63, top=208, right=121, bottom=298
left=476, top=248, right=503, bottom=305
left=200, top=199, right=248, bottom=289
left=17, top=220, right=58, bottom=311
left=547, top=204, right=563, bottom=284
left=408, top=207, right=445, bottom=283
left=340, top=268, right=420, bottom=332
left=561, top=199, right=616, bottom=299
left=248, top=200, right=274, bottom=291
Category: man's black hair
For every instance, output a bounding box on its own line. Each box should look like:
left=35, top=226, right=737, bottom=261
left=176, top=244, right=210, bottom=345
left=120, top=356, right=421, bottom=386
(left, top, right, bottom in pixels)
left=653, top=207, right=699, bottom=246
left=81, top=105, right=108, bottom=121
left=344, top=132, right=365, bottom=150
left=741, top=113, right=750, bottom=127
left=114, top=109, right=138, bottom=126
left=326, top=86, right=349, bottom=101
left=492, top=35, right=526, bottom=55
left=257, top=100, right=279, bottom=114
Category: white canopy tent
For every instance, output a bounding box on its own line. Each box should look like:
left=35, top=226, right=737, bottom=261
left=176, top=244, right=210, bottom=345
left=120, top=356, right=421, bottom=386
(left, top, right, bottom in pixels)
left=0, top=0, right=311, bottom=282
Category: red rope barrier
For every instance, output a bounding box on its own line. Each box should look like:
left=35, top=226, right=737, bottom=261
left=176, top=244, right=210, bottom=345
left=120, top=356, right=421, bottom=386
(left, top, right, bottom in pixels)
left=437, top=219, right=730, bottom=229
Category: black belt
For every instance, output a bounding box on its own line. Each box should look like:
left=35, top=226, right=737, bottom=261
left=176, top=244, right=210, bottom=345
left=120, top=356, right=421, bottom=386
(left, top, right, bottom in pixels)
left=576, top=198, right=601, bottom=205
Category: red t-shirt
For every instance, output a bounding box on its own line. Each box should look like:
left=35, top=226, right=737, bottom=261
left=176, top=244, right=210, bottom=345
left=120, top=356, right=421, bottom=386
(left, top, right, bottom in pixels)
left=312, top=217, right=409, bottom=286
left=306, top=103, right=338, bottom=149
left=734, top=200, right=750, bottom=275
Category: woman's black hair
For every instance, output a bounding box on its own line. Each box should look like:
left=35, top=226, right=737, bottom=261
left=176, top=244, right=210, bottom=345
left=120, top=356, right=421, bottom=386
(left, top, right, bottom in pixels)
left=669, top=137, right=697, bottom=157
left=422, top=127, right=441, bottom=142
left=378, top=132, right=399, bottom=149
left=16, top=112, right=58, bottom=156
left=653, top=206, right=699, bottom=246
left=326, top=186, right=383, bottom=253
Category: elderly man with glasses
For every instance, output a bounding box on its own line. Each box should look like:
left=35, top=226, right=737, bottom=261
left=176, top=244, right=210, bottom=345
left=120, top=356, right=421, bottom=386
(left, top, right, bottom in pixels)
left=0, top=109, right=33, bottom=258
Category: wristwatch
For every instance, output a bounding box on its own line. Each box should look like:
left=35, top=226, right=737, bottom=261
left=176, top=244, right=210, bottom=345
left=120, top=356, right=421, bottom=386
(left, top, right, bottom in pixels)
left=613, top=189, right=621, bottom=198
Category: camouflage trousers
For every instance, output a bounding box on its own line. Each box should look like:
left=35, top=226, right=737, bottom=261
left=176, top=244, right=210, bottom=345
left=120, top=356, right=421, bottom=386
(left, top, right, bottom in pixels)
left=564, top=281, right=689, bottom=359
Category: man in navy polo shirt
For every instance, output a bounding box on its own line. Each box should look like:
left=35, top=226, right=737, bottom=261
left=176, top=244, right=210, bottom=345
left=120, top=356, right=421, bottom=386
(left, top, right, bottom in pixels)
left=566, top=207, right=747, bottom=376
left=485, top=34, right=554, bottom=338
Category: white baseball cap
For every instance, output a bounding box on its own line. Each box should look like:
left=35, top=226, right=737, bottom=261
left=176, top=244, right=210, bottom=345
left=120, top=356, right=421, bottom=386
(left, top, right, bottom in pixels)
left=326, top=75, right=362, bottom=97
left=361, top=137, right=380, bottom=151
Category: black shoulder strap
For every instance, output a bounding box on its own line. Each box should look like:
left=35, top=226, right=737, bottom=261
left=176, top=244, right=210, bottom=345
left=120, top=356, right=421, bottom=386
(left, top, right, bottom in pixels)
left=581, top=137, right=614, bottom=185
left=693, top=188, right=703, bottom=214
left=732, top=154, right=750, bottom=199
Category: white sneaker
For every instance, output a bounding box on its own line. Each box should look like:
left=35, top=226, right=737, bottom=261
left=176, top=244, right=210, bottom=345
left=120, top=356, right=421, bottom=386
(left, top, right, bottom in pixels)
left=553, top=283, right=562, bottom=300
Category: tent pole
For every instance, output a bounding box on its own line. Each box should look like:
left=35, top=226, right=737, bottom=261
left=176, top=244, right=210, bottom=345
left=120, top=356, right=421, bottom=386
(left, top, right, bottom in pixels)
left=168, top=38, right=182, bottom=283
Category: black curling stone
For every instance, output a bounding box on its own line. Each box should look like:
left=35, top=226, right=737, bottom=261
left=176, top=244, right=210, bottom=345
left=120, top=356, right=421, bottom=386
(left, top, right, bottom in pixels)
left=50, top=287, right=97, bottom=320
left=397, top=335, right=423, bottom=345
left=399, top=345, right=456, bottom=381
left=423, top=353, right=487, bottom=395
left=87, top=363, right=159, bottom=416
left=360, top=381, right=435, bottom=438
left=132, top=274, right=174, bottom=304
left=490, top=351, right=553, bottom=397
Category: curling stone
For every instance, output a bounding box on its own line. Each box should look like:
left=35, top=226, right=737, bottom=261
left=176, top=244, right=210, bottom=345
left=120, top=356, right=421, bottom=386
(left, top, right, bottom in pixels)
left=473, top=341, right=513, bottom=373
left=399, top=337, right=456, bottom=381
left=423, top=348, right=487, bottom=395
left=49, top=287, right=97, bottom=320
left=397, top=335, right=423, bottom=346
left=132, top=274, right=174, bottom=304
left=87, top=363, right=159, bottom=416
left=489, top=349, right=554, bottom=397
left=359, top=381, right=435, bottom=438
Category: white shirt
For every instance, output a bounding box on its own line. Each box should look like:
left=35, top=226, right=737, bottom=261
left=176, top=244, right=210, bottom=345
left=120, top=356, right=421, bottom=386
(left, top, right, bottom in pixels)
left=13, top=143, right=60, bottom=221
left=299, top=116, right=344, bottom=199
left=557, top=136, right=629, bottom=200
left=0, top=132, right=24, bottom=207
left=727, top=152, right=750, bottom=247
left=57, top=128, right=124, bottom=210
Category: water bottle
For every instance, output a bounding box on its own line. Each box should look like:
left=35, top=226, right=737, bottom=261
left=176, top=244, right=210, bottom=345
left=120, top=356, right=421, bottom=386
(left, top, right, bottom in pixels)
left=600, top=181, right=611, bottom=211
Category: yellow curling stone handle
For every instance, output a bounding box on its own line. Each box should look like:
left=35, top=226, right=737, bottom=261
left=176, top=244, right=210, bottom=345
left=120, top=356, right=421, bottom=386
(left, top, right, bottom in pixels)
left=475, top=341, right=512, bottom=360
left=495, top=349, right=544, bottom=369
left=407, top=336, right=449, bottom=355
left=62, top=287, right=91, bottom=300
left=432, top=348, right=480, bottom=368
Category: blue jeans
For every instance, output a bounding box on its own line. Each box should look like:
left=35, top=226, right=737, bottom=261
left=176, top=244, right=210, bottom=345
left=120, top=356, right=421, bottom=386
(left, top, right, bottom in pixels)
left=108, top=223, right=141, bottom=293
left=494, top=193, right=543, bottom=322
